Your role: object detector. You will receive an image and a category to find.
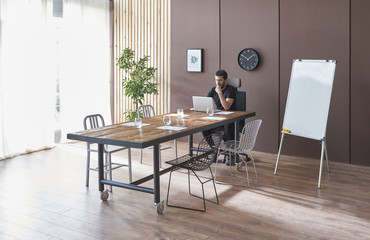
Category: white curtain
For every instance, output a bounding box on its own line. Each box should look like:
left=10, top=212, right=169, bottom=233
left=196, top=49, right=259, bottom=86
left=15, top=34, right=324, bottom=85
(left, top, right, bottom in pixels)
left=0, top=0, right=111, bottom=159
left=0, top=0, right=56, bottom=159
left=59, top=0, right=111, bottom=141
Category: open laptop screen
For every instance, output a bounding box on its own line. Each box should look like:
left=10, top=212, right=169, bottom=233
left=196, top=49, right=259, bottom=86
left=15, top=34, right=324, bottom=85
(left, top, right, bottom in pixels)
left=192, top=96, right=218, bottom=112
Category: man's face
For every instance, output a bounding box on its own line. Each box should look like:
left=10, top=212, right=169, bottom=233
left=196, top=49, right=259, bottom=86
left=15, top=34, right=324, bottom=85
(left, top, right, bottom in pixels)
left=215, top=75, right=226, bottom=89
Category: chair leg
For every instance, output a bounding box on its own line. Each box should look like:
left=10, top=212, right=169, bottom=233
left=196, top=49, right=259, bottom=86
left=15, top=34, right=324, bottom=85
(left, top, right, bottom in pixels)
left=188, top=169, right=219, bottom=205
left=128, top=148, right=132, bottom=183
left=214, top=148, right=221, bottom=182
left=241, top=153, right=260, bottom=186
left=228, top=151, right=233, bottom=175
left=187, top=169, right=191, bottom=195
left=209, top=167, right=219, bottom=204
left=159, top=147, right=162, bottom=168
left=106, top=152, right=113, bottom=192
left=166, top=170, right=174, bottom=207
left=86, top=147, right=90, bottom=187
left=185, top=170, right=206, bottom=212
left=188, top=170, right=219, bottom=209
left=200, top=179, right=206, bottom=212
left=250, top=154, right=258, bottom=181
left=140, top=149, right=143, bottom=164
left=244, top=154, right=250, bottom=187
left=166, top=169, right=207, bottom=212
left=103, top=152, right=108, bottom=182
left=174, top=139, right=178, bottom=159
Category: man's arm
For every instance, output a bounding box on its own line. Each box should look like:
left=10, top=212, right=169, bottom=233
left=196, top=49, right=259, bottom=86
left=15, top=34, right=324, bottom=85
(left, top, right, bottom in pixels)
left=219, top=95, right=234, bottom=110
left=215, top=86, right=234, bottom=110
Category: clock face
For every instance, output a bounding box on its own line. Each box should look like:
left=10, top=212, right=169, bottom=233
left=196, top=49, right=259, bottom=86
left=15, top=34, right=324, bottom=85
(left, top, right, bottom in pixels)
left=238, top=48, right=259, bottom=71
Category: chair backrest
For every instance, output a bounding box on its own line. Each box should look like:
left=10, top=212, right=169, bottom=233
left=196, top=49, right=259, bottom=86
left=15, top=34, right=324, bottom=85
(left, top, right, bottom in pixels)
left=228, top=78, right=246, bottom=131
left=83, top=114, right=105, bottom=130
left=227, top=78, right=241, bottom=88
left=137, top=105, right=155, bottom=119
left=193, top=133, right=222, bottom=170
left=235, top=92, right=246, bottom=111
left=227, top=78, right=246, bottom=110
left=238, top=119, right=262, bottom=152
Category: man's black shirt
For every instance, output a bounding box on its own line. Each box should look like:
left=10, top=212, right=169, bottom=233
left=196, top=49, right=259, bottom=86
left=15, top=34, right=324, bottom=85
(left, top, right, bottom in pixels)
left=206, top=85, right=237, bottom=110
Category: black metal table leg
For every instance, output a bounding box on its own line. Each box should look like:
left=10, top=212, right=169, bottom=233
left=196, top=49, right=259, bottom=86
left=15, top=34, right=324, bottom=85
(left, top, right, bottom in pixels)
left=153, top=144, right=164, bottom=213
left=98, top=143, right=104, bottom=192
left=153, top=144, right=160, bottom=203
left=235, top=120, right=240, bottom=141
left=189, top=134, right=193, bottom=156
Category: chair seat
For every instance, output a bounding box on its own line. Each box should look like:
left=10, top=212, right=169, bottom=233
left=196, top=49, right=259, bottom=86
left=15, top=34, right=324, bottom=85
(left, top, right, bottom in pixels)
left=166, top=152, right=211, bottom=171
left=104, top=144, right=128, bottom=153
left=219, top=140, right=239, bottom=150
left=219, top=140, right=247, bottom=155
left=166, top=133, right=221, bottom=212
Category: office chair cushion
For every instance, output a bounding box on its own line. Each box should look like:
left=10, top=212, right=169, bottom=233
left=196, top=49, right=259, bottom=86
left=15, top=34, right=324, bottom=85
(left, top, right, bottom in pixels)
left=227, top=78, right=241, bottom=88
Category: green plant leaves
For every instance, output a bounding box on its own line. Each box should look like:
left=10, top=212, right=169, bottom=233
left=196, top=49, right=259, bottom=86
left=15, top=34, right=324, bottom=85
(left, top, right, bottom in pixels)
left=116, top=48, right=158, bottom=121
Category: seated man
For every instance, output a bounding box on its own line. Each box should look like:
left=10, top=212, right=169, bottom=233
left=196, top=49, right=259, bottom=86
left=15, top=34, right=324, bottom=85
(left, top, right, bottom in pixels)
left=202, top=69, right=237, bottom=165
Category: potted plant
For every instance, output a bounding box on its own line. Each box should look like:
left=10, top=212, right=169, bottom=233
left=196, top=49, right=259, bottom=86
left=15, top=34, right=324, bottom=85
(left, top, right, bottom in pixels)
left=116, top=48, right=158, bottom=121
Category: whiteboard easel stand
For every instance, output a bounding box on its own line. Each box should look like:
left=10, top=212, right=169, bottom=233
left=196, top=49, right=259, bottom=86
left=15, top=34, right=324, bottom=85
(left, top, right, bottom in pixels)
left=275, top=59, right=336, bottom=189
left=274, top=132, right=330, bottom=188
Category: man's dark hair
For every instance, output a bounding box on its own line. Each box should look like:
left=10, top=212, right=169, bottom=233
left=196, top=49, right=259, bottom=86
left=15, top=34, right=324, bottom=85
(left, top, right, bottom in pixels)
left=215, top=69, right=228, bottom=80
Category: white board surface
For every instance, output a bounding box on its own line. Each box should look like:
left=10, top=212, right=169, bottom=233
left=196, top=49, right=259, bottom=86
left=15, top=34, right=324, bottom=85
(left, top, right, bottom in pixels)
left=282, top=59, right=336, bottom=140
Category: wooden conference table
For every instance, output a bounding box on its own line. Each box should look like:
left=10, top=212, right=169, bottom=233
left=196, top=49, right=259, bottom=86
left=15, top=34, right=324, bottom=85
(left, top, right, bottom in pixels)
left=67, top=109, right=255, bottom=214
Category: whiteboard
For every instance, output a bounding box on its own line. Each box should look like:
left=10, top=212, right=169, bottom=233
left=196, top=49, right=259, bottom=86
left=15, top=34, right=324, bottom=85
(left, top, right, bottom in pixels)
left=282, top=59, right=336, bottom=141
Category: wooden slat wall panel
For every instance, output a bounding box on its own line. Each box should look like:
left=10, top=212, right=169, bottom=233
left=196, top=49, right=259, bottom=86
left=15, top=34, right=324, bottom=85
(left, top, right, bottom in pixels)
left=113, top=0, right=171, bottom=123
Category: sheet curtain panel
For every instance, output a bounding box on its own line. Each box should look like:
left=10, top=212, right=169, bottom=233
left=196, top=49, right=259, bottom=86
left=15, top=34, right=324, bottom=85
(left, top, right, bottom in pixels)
left=0, top=0, right=55, bottom=159
left=59, top=0, right=111, bottom=141
left=0, top=0, right=112, bottom=159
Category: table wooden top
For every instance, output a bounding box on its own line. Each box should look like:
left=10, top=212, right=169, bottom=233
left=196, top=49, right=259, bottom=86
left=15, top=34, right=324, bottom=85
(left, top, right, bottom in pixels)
left=67, top=110, right=255, bottom=148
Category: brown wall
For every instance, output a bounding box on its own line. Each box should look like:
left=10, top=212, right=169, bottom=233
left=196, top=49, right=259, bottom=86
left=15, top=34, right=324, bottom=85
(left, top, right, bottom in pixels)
left=279, top=0, right=350, bottom=163
left=220, top=0, right=279, bottom=152
left=351, top=0, right=370, bottom=166
left=171, top=0, right=370, bottom=165
left=171, top=0, right=219, bottom=111
left=171, top=0, right=220, bottom=140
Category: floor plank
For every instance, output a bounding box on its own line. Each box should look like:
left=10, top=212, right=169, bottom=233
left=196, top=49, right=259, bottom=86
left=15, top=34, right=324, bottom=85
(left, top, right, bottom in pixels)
left=1, top=141, right=370, bottom=239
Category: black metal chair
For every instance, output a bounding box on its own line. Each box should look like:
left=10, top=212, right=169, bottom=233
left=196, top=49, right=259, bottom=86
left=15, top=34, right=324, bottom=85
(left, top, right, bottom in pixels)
left=165, top=133, right=222, bottom=212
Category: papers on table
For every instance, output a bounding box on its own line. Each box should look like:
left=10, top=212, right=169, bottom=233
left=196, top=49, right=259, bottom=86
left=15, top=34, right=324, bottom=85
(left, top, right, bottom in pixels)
left=215, top=111, right=234, bottom=115
left=201, top=116, right=227, bottom=120
left=156, top=126, right=187, bottom=131
left=165, top=114, right=190, bottom=117
left=121, top=122, right=150, bottom=127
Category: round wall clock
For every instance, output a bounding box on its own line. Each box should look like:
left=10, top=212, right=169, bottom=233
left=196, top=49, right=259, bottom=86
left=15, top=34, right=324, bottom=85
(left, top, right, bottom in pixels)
left=238, top=48, right=259, bottom=71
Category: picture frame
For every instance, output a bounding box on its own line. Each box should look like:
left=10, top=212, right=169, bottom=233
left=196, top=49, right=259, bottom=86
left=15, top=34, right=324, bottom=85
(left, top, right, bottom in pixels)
left=186, top=48, right=203, bottom=72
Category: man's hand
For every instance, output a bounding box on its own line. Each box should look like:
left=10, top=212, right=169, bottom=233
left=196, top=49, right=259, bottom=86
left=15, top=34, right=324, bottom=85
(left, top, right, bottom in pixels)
left=215, top=85, right=223, bottom=94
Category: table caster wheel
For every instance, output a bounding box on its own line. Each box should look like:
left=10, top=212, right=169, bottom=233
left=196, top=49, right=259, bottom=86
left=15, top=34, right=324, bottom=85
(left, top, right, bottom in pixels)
left=236, top=162, right=243, bottom=171
left=155, top=201, right=164, bottom=214
left=100, top=190, right=109, bottom=201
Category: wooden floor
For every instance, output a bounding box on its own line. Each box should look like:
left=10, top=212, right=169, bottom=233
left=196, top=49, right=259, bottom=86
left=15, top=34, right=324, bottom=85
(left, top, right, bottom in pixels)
left=1, top=141, right=370, bottom=240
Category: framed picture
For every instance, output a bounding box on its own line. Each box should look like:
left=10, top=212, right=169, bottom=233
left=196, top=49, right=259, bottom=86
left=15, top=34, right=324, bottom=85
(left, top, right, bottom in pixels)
left=186, top=48, right=203, bottom=72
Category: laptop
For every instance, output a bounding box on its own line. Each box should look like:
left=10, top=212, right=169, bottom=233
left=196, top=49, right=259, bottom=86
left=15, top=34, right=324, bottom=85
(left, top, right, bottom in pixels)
left=192, top=96, right=219, bottom=112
